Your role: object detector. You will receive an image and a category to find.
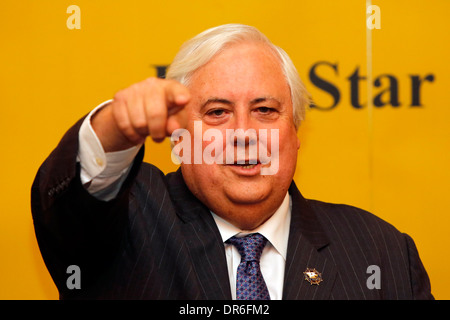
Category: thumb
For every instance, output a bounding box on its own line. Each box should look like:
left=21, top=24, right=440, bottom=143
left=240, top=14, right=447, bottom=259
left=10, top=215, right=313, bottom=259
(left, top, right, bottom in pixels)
left=166, top=107, right=188, bottom=136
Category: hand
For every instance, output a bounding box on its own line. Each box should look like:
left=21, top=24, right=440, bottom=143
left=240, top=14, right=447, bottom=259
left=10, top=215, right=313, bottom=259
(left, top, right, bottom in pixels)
left=91, top=77, right=191, bottom=152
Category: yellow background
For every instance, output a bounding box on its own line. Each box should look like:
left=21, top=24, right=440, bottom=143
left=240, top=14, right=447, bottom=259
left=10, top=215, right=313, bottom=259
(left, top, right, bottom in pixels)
left=1, top=0, right=448, bottom=299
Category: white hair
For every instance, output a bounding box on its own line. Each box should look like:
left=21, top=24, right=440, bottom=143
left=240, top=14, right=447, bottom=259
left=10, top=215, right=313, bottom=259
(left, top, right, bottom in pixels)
left=166, top=24, right=310, bottom=129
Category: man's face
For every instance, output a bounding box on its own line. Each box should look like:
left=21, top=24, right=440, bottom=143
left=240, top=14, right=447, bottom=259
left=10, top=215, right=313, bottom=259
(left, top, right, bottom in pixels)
left=180, top=42, right=300, bottom=230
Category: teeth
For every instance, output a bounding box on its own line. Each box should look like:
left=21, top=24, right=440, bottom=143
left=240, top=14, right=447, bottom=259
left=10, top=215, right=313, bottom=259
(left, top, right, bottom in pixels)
left=240, top=164, right=256, bottom=169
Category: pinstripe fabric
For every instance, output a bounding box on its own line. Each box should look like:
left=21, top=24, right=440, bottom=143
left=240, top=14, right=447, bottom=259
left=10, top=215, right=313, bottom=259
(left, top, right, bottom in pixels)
left=31, top=117, right=433, bottom=300
left=283, top=186, right=433, bottom=299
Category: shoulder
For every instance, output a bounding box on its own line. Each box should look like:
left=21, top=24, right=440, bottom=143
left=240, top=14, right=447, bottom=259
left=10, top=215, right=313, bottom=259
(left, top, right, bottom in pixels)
left=131, top=162, right=186, bottom=203
left=305, top=199, right=410, bottom=258
left=135, top=161, right=167, bottom=183
left=129, top=161, right=172, bottom=200
left=305, top=199, right=433, bottom=299
left=307, top=199, right=401, bottom=236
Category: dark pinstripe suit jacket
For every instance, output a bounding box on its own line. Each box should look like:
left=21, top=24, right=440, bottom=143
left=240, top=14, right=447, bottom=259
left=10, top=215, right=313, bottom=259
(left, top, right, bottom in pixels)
left=31, top=117, right=433, bottom=299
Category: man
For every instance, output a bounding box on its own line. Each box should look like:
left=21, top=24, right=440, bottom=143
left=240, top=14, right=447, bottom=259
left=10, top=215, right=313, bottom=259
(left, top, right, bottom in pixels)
left=31, top=24, right=433, bottom=299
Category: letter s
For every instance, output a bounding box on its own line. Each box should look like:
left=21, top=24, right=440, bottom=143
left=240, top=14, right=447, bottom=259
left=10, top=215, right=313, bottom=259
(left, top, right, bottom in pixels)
left=309, top=61, right=340, bottom=110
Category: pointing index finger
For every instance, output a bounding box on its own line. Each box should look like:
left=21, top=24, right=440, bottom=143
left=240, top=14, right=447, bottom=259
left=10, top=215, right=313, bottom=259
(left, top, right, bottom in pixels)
left=165, top=80, right=191, bottom=107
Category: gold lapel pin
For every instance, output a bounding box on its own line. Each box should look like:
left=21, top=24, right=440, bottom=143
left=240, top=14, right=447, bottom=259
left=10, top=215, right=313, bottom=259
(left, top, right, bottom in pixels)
left=303, top=268, right=323, bottom=285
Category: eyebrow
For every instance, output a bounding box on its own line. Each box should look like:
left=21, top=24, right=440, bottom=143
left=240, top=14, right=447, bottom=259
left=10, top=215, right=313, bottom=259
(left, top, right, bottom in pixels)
left=200, top=96, right=281, bottom=111
left=200, top=98, right=234, bottom=112
left=250, top=97, right=281, bottom=105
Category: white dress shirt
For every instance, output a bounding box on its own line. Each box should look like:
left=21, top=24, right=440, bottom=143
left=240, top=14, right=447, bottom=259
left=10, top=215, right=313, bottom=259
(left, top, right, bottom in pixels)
left=77, top=100, right=141, bottom=200
left=77, top=101, right=292, bottom=299
left=212, top=193, right=291, bottom=300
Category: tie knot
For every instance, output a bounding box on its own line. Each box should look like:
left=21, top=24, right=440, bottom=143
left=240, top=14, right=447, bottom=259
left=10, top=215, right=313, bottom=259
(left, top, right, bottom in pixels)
left=227, top=233, right=268, bottom=262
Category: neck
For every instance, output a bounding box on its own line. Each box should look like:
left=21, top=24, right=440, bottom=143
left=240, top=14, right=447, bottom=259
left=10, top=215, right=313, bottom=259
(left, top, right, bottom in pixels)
left=209, top=200, right=281, bottom=230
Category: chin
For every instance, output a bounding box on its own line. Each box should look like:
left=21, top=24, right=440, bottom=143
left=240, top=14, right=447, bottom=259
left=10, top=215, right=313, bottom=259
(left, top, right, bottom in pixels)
left=225, top=189, right=270, bottom=205
left=218, top=200, right=277, bottom=230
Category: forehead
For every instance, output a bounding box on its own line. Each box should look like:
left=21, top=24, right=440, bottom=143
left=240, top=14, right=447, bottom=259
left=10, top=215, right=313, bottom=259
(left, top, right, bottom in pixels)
left=186, top=42, right=291, bottom=104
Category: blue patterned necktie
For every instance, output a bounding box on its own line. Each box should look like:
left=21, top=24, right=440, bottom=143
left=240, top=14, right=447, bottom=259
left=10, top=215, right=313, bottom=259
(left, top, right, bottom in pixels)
left=226, top=233, right=271, bottom=300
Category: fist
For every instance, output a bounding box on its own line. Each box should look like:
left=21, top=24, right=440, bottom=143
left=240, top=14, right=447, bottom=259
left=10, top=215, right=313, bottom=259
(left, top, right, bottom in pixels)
left=91, top=78, right=191, bottom=152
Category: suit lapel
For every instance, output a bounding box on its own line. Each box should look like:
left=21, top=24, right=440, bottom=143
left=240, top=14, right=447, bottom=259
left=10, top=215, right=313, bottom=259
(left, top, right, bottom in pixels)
left=167, top=169, right=232, bottom=300
left=283, top=181, right=338, bottom=300
left=167, top=170, right=337, bottom=300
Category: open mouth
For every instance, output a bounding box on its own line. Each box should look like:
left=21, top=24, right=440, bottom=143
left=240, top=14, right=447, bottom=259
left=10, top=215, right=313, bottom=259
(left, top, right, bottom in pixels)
left=227, top=160, right=261, bottom=172
left=238, top=164, right=257, bottom=169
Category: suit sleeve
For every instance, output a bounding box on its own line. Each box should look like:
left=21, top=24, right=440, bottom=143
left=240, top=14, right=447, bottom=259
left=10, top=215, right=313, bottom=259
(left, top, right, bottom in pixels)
left=30, top=116, right=144, bottom=296
left=403, top=233, right=434, bottom=299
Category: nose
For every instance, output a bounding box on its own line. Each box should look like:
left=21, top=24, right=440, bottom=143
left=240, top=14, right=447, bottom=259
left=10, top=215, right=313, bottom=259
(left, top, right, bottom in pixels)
left=232, top=128, right=257, bottom=147
left=229, top=109, right=258, bottom=147
left=223, top=109, right=259, bottom=165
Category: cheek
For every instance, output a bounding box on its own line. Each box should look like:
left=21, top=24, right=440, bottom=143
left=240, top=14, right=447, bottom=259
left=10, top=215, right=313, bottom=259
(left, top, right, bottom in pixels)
left=201, top=127, right=228, bottom=163
left=181, top=163, right=219, bottom=199
left=277, top=129, right=300, bottom=166
left=261, top=126, right=295, bottom=156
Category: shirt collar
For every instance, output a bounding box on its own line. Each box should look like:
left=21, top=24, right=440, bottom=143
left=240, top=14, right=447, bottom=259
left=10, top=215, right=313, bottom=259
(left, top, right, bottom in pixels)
left=211, top=192, right=291, bottom=260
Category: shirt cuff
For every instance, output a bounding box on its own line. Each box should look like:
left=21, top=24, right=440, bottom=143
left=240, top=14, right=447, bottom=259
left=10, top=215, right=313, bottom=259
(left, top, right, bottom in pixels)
left=78, top=100, right=141, bottom=195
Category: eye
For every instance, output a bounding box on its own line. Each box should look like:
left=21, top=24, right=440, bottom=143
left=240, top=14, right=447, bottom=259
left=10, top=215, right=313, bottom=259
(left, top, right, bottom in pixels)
left=206, top=109, right=227, bottom=117
left=257, top=107, right=272, bottom=113
left=252, top=105, right=280, bottom=121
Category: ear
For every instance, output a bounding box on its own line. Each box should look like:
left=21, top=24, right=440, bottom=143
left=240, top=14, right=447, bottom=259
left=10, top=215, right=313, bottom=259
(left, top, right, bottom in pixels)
left=170, top=140, right=182, bottom=165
